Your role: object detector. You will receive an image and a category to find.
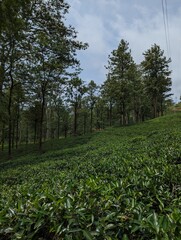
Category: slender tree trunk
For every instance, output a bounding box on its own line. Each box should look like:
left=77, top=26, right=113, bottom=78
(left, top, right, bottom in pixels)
left=0, top=48, right=5, bottom=93
left=126, top=112, right=130, bottom=125
left=34, top=119, right=37, bottom=144
left=0, top=69, right=3, bottom=93
left=1, top=123, right=5, bottom=152
left=8, top=104, right=12, bottom=157
left=64, top=127, right=67, bottom=138
left=153, top=96, right=158, bottom=118
left=120, top=105, right=122, bottom=126
left=90, top=107, right=93, bottom=133
left=83, top=113, right=87, bottom=135
left=64, top=119, right=68, bottom=138
left=43, top=110, right=47, bottom=142
left=122, top=101, right=126, bottom=125
left=109, top=102, right=112, bottom=126
left=57, top=115, right=60, bottom=139
left=50, top=108, right=54, bottom=139
left=101, top=111, right=105, bottom=129
left=119, top=100, right=125, bottom=126
left=15, top=120, right=19, bottom=149
left=133, top=95, right=139, bottom=123
left=39, top=93, right=45, bottom=151
left=120, top=103, right=125, bottom=126
left=160, top=99, right=164, bottom=116
left=8, top=73, right=14, bottom=158
left=26, top=123, right=29, bottom=145
left=134, top=108, right=140, bottom=123
left=96, top=108, right=100, bottom=130
left=12, top=119, right=15, bottom=149
left=73, top=103, right=78, bottom=136
left=15, top=104, right=20, bottom=149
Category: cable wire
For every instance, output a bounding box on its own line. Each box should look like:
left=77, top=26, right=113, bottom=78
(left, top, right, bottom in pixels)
left=161, top=0, right=171, bottom=58
left=164, top=0, right=171, bottom=56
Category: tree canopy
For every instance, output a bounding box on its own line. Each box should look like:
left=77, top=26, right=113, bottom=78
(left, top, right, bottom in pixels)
left=0, top=1, right=173, bottom=157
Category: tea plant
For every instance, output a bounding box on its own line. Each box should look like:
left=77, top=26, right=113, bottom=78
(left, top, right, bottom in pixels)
left=0, top=113, right=181, bottom=239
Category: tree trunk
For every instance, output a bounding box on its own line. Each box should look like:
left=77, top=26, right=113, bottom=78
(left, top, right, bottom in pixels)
left=160, top=99, right=164, bottom=116
left=0, top=48, right=5, bottom=93
left=90, top=107, right=93, bottom=133
left=16, top=104, right=20, bottom=149
left=8, top=73, right=14, bottom=158
left=126, top=112, right=130, bottom=125
left=109, top=102, right=112, bottom=126
left=12, top=119, right=15, bottom=149
left=39, top=93, right=45, bottom=151
left=64, top=128, right=67, bottom=138
left=26, top=123, right=29, bottom=145
left=57, top=115, right=60, bottom=139
left=73, top=103, right=78, bottom=136
left=133, top=95, right=139, bottom=123
left=83, top=113, right=87, bottom=135
left=1, top=123, right=5, bottom=152
left=120, top=100, right=125, bottom=126
left=34, top=119, right=37, bottom=144
left=153, top=96, right=158, bottom=118
left=122, top=101, right=126, bottom=125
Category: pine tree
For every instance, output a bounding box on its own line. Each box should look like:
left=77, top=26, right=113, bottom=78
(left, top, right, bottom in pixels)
left=86, top=80, right=98, bottom=132
left=141, top=44, right=172, bottom=118
left=104, top=39, right=134, bottom=125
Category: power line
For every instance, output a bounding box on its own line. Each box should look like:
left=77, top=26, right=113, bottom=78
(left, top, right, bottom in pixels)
left=161, top=0, right=169, bottom=56
left=164, top=0, right=171, bottom=56
left=161, top=0, right=171, bottom=58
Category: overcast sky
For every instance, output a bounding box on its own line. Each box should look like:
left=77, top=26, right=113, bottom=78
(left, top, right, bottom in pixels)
left=66, top=0, right=181, bottom=102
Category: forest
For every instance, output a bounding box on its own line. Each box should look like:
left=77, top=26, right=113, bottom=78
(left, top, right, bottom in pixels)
left=0, top=0, right=181, bottom=239
left=0, top=0, right=173, bottom=158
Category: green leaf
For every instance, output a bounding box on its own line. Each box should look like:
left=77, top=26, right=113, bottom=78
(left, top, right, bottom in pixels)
left=122, top=234, right=129, bottom=240
left=131, top=225, right=140, bottom=233
left=153, top=212, right=159, bottom=234
left=82, top=230, right=93, bottom=240
left=4, top=227, right=14, bottom=233
left=34, top=219, right=44, bottom=229
left=105, top=224, right=115, bottom=230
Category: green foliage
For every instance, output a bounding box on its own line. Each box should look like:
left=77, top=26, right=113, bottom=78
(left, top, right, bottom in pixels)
left=0, top=0, right=88, bottom=155
left=0, top=113, right=181, bottom=239
left=102, top=41, right=172, bottom=126
left=141, top=44, right=172, bottom=118
left=104, top=40, right=134, bottom=126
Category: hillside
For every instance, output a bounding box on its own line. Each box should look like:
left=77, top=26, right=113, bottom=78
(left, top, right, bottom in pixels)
left=0, top=113, right=181, bottom=239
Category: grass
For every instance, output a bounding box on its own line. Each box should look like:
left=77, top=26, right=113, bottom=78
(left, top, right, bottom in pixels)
left=0, top=113, right=181, bottom=239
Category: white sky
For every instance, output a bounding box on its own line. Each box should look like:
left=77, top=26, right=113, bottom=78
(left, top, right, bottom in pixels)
left=66, top=0, right=181, bottom=102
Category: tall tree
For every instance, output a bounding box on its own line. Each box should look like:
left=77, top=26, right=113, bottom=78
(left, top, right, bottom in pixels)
left=0, top=0, right=32, bottom=157
left=101, top=74, right=116, bottom=126
left=126, top=63, right=146, bottom=123
left=0, top=0, right=88, bottom=155
left=86, top=80, right=98, bottom=132
left=104, top=39, right=134, bottom=125
left=66, top=78, right=87, bottom=136
left=141, top=44, right=172, bottom=118
left=24, top=0, right=88, bottom=150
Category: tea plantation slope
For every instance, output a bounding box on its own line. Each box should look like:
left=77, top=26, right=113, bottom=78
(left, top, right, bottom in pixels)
left=0, top=113, right=181, bottom=239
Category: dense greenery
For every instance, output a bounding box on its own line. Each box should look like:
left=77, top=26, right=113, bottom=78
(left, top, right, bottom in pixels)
left=0, top=1, right=173, bottom=157
left=0, top=1, right=179, bottom=239
left=102, top=40, right=172, bottom=126
left=0, top=113, right=181, bottom=239
left=0, top=0, right=88, bottom=155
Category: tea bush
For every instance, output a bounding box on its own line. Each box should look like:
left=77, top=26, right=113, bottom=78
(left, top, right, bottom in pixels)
left=0, top=114, right=181, bottom=239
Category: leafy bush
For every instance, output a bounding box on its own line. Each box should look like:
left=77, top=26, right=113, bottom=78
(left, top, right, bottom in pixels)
left=0, top=114, right=181, bottom=239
